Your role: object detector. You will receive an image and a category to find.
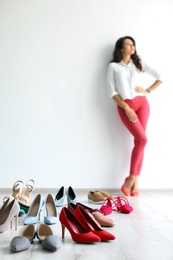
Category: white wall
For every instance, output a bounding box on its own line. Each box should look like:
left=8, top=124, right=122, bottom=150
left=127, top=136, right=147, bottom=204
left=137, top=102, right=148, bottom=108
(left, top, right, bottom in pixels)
left=0, top=0, right=172, bottom=189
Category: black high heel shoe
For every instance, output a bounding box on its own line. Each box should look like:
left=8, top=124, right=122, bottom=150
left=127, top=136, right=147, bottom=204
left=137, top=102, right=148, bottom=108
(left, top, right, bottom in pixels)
left=67, top=186, right=77, bottom=205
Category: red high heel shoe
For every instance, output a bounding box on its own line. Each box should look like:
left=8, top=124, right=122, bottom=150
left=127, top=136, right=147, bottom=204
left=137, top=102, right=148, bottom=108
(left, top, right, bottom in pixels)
left=59, top=207, right=100, bottom=243
left=112, top=196, right=133, bottom=214
left=74, top=205, right=115, bottom=241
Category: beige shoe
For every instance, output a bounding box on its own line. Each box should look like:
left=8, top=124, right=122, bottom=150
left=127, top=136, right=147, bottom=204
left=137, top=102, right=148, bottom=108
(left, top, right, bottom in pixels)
left=12, top=180, right=24, bottom=200
left=88, top=191, right=106, bottom=203
left=0, top=199, right=20, bottom=233
left=92, top=211, right=115, bottom=227
left=97, top=191, right=112, bottom=198
left=18, top=179, right=35, bottom=207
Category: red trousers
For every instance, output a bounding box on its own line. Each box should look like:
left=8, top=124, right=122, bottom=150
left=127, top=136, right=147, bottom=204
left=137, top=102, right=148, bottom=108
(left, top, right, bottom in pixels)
left=117, top=96, right=150, bottom=175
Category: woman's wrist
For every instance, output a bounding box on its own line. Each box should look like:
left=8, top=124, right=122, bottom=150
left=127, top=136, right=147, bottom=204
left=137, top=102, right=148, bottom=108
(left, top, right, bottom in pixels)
left=146, top=88, right=151, bottom=94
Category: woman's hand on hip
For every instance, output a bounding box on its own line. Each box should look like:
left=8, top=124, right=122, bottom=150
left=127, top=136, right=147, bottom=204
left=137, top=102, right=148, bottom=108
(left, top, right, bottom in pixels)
left=134, top=86, right=147, bottom=94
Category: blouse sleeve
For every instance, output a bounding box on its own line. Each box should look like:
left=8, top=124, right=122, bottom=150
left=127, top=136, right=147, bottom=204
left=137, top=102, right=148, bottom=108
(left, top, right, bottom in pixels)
left=107, top=63, right=119, bottom=98
left=142, top=61, right=162, bottom=81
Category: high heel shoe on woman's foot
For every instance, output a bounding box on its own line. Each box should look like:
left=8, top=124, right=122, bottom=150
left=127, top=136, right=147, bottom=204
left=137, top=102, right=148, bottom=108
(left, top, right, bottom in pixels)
left=59, top=207, right=100, bottom=243
left=130, top=187, right=139, bottom=196
left=37, top=224, right=61, bottom=251
left=0, top=199, right=20, bottom=233
left=121, top=177, right=130, bottom=196
left=55, top=186, right=65, bottom=207
left=23, top=194, right=44, bottom=225
left=67, top=186, right=77, bottom=205
left=10, top=224, right=35, bottom=252
left=112, top=196, right=133, bottom=214
left=74, top=205, right=115, bottom=241
left=44, top=194, right=57, bottom=225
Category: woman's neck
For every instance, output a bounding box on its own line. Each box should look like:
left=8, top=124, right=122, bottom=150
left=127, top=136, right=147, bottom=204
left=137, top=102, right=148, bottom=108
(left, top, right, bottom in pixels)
left=122, top=55, right=131, bottom=64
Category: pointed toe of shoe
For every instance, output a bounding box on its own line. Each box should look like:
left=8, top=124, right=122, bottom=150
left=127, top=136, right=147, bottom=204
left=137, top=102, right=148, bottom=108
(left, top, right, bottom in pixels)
left=92, top=212, right=115, bottom=227
left=44, top=216, right=57, bottom=225
left=10, top=236, right=31, bottom=252
left=23, top=216, right=38, bottom=225
left=41, top=235, right=61, bottom=251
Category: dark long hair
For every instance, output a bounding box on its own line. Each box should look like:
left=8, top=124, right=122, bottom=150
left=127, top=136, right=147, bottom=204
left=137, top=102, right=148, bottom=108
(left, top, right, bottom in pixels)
left=110, top=36, right=143, bottom=71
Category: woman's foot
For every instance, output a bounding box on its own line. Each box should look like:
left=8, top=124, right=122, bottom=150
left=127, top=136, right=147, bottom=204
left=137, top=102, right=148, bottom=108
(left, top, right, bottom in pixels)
left=121, top=175, right=138, bottom=196
left=130, top=176, right=139, bottom=196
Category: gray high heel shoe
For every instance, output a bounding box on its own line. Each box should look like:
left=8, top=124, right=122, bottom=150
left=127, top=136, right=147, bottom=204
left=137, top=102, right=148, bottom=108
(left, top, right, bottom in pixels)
left=10, top=224, right=35, bottom=252
left=36, top=224, right=61, bottom=251
left=0, top=199, right=20, bottom=233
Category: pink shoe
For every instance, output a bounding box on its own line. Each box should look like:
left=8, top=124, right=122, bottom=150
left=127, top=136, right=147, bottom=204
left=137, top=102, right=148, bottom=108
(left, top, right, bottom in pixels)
left=100, top=198, right=112, bottom=215
left=112, top=196, right=133, bottom=214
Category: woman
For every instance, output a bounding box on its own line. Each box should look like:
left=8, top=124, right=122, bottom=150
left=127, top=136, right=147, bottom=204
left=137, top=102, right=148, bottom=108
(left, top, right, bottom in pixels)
left=107, top=36, right=162, bottom=196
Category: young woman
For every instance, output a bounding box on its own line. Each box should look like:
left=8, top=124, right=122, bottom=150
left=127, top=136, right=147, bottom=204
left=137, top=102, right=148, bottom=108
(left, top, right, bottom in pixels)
left=107, top=36, right=162, bottom=196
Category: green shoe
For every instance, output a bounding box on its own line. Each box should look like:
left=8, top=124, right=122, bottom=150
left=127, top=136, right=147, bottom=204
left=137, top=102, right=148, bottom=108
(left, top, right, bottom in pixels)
left=19, top=203, right=30, bottom=214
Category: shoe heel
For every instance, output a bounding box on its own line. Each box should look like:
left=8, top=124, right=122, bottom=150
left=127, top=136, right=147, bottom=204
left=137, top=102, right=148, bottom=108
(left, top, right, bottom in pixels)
left=10, top=215, right=18, bottom=230
left=15, top=215, right=18, bottom=230
left=61, top=224, right=65, bottom=239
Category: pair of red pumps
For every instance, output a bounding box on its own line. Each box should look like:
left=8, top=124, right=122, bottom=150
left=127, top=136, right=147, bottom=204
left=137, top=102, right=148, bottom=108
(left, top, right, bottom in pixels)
left=100, top=196, right=133, bottom=215
left=59, top=204, right=115, bottom=243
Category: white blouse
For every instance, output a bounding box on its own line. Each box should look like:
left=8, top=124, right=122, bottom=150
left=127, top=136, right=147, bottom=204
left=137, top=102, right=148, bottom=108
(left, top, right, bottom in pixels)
left=107, top=60, right=162, bottom=100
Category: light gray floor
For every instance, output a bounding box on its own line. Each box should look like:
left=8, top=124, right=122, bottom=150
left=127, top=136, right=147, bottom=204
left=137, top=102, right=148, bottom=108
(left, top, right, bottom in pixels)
left=0, top=189, right=173, bottom=260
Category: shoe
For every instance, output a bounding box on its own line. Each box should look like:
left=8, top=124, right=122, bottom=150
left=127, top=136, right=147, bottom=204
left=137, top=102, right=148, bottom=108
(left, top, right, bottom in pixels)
left=130, top=184, right=139, bottom=196
left=69, top=202, right=115, bottom=228
left=74, top=205, right=115, bottom=241
left=121, top=177, right=130, bottom=196
left=130, top=190, right=139, bottom=196
left=100, top=198, right=113, bottom=215
left=92, top=211, right=115, bottom=227
left=1, top=196, right=14, bottom=212
left=55, top=186, right=65, bottom=207
left=12, top=180, right=24, bottom=200
left=0, top=199, right=20, bottom=233
left=19, top=224, right=35, bottom=243
left=44, top=194, right=57, bottom=225
left=59, top=207, right=100, bottom=243
left=76, top=202, right=103, bottom=214
left=88, top=191, right=106, bottom=204
left=18, top=179, right=35, bottom=207
left=68, top=203, right=115, bottom=227
left=67, top=186, right=77, bottom=205
left=10, top=224, right=33, bottom=253
left=112, top=196, right=133, bottom=214
left=3, top=197, right=24, bottom=218
left=23, top=194, right=44, bottom=225
left=10, top=236, right=31, bottom=252
left=68, top=203, right=101, bottom=227
left=37, top=224, right=61, bottom=251
left=18, top=209, right=25, bottom=216
left=97, top=191, right=112, bottom=198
